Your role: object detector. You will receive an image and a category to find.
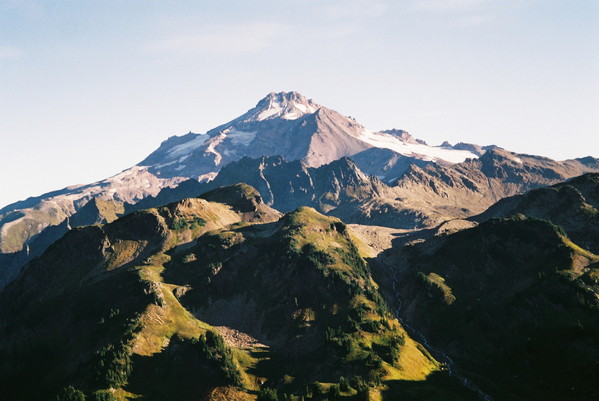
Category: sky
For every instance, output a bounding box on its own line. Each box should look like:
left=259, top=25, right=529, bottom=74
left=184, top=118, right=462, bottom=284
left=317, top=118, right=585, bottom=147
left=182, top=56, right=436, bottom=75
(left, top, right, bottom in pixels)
left=1, top=0, right=598, bottom=208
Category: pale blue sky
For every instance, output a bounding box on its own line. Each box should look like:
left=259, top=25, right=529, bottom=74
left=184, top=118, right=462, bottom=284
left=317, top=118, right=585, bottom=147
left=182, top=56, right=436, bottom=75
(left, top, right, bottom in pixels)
left=1, top=0, right=598, bottom=208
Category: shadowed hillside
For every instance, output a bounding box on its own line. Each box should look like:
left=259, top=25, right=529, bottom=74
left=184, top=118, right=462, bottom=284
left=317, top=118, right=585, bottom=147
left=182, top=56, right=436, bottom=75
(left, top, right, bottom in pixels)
left=0, top=184, right=479, bottom=401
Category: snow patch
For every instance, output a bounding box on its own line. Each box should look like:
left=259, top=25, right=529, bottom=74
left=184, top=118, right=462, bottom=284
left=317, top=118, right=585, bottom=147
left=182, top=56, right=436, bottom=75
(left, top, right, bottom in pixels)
left=166, top=134, right=208, bottom=158
left=257, top=99, right=282, bottom=120
left=282, top=112, right=298, bottom=120
left=205, top=133, right=226, bottom=165
left=228, top=128, right=256, bottom=146
left=295, top=103, right=308, bottom=113
left=156, top=160, right=177, bottom=169
left=357, top=129, right=478, bottom=164
left=198, top=172, right=218, bottom=182
left=254, top=97, right=317, bottom=121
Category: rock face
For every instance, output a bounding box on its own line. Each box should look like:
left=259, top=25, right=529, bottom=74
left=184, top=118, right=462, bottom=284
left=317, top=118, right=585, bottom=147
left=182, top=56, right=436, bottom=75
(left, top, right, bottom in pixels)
left=135, top=149, right=599, bottom=233
left=132, top=156, right=390, bottom=217
left=349, top=147, right=435, bottom=183
left=323, top=149, right=599, bottom=229
left=379, top=148, right=599, bottom=225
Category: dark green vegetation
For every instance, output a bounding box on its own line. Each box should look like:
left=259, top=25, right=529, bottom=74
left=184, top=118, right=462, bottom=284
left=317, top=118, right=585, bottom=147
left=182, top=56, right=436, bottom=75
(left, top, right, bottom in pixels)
left=388, top=181, right=599, bottom=400
left=0, top=184, right=453, bottom=401
left=0, top=198, right=126, bottom=290
left=55, top=386, right=86, bottom=401
left=3, top=173, right=599, bottom=400
left=0, top=189, right=256, bottom=401
left=168, top=207, right=409, bottom=380
left=126, top=332, right=243, bottom=401
left=475, top=172, right=599, bottom=253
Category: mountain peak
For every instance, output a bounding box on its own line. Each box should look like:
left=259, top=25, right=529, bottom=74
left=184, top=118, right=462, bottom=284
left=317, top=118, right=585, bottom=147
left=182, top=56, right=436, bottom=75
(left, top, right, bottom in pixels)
left=248, top=91, right=320, bottom=121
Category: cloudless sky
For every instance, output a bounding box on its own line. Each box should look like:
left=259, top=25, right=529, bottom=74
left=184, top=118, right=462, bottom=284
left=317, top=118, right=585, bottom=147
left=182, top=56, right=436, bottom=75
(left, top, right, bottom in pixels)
left=1, top=0, right=598, bottom=208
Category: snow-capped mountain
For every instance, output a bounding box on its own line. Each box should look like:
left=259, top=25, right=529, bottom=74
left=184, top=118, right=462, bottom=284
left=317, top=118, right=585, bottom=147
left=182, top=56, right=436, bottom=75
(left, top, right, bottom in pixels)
left=3, top=90, right=599, bottom=291
left=0, top=91, right=477, bottom=262
left=139, top=91, right=478, bottom=181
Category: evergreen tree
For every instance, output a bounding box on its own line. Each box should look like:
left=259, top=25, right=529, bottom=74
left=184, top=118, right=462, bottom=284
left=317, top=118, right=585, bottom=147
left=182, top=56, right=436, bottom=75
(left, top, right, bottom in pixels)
left=55, top=386, right=85, bottom=401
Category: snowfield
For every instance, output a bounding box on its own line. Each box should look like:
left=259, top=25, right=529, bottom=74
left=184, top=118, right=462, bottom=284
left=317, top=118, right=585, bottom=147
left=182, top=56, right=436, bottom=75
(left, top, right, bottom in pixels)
left=166, top=134, right=209, bottom=159
left=357, top=129, right=478, bottom=163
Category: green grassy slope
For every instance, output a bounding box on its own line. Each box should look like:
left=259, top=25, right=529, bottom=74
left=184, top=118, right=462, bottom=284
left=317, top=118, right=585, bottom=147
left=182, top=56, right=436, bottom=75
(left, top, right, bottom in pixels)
left=0, top=185, right=468, bottom=401
left=392, top=216, right=599, bottom=401
left=475, top=173, right=599, bottom=253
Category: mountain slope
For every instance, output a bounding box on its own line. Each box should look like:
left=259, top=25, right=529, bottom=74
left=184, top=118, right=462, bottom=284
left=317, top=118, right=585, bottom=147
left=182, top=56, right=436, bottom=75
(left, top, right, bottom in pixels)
left=0, top=185, right=476, bottom=401
left=474, top=172, right=599, bottom=253
left=0, top=197, right=128, bottom=290
left=0, top=167, right=183, bottom=255
left=357, top=148, right=599, bottom=227
left=0, top=91, right=476, bottom=264
left=139, top=92, right=478, bottom=181
left=138, top=92, right=373, bottom=180
left=133, top=155, right=391, bottom=216
left=377, top=176, right=599, bottom=400
left=349, top=146, right=433, bottom=183
left=134, top=149, right=599, bottom=233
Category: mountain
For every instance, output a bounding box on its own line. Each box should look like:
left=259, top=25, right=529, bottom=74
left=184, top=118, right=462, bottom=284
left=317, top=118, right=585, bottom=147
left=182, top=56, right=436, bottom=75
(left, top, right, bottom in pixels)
left=0, top=91, right=477, bottom=264
left=372, top=174, right=599, bottom=401
left=138, top=92, right=477, bottom=181
left=0, top=167, right=183, bottom=255
left=0, top=185, right=480, bottom=401
left=0, top=197, right=127, bottom=289
left=140, top=92, right=370, bottom=179
left=440, top=141, right=499, bottom=157
left=3, top=89, right=599, bottom=401
left=474, top=172, right=599, bottom=253
left=374, top=148, right=599, bottom=224
left=3, top=91, right=599, bottom=296
left=349, top=147, right=433, bottom=184
left=134, top=156, right=389, bottom=215
left=135, top=148, right=599, bottom=233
